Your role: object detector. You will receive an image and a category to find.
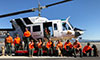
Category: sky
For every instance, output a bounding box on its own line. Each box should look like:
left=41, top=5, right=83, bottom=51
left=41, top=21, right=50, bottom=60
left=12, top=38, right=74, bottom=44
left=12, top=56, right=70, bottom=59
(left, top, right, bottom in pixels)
left=0, top=0, right=100, bottom=40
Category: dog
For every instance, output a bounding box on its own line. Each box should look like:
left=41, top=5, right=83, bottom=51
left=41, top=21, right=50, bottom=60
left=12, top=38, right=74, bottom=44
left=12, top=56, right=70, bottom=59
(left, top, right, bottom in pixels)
left=58, top=48, right=62, bottom=56
left=1, top=46, right=5, bottom=56
left=92, top=44, right=99, bottom=57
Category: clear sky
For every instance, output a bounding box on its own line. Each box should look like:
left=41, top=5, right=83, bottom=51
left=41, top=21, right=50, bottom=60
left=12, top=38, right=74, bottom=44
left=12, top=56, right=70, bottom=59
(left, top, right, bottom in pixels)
left=0, top=0, right=100, bottom=40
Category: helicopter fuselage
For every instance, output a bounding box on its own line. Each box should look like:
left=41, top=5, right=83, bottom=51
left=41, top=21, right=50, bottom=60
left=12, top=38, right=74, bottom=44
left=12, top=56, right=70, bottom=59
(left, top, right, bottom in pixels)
left=8, top=16, right=84, bottom=41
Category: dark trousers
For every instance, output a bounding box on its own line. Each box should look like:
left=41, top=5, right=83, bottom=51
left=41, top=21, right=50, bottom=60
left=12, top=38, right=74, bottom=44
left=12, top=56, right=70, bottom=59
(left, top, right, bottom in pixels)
left=6, top=43, right=12, bottom=55
left=15, top=44, right=20, bottom=51
left=38, top=48, right=43, bottom=56
left=83, top=49, right=92, bottom=56
left=65, top=46, right=72, bottom=56
left=73, top=48, right=82, bottom=57
left=24, top=37, right=29, bottom=50
left=47, top=48, right=53, bottom=56
left=29, top=48, right=35, bottom=56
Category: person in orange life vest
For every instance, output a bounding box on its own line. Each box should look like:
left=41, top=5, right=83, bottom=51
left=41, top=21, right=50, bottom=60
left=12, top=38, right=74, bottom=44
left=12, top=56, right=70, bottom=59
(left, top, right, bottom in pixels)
left=14, top=34, right=21, bottom=51
left=64, top=40, right=73, bottom=56
left=44, top=28, right=50, bottom=40
left=5, top=33, right=13, bottom=56
left=37, top=39, right=43, bottom=56
left=83, top=42, right=92, bottom=56
left=56, top=40, right=63, bottom=50
left=56, top=40, right=63, bottom=56
left=29, top=40, right=35, bottom=57
left=73, top=39, right=82, bottom=57
left=23, top=28, right=31, bottom=50
left=46, top=39, right=54, bottom=56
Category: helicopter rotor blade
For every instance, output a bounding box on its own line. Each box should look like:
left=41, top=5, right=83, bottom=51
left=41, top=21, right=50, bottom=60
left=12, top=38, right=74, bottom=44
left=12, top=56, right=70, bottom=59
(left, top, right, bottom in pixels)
left=45, top=0, right=72, bottom=8
left=0, top=0, right=72, bottom=18
left=0, top=8, right=37, bottom=18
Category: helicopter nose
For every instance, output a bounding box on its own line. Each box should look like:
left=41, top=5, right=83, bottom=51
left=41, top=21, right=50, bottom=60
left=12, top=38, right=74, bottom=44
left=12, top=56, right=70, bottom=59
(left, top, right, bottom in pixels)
left=75, top=31, right=84, bottom=37
left=75, top=32, right=81, bottom=37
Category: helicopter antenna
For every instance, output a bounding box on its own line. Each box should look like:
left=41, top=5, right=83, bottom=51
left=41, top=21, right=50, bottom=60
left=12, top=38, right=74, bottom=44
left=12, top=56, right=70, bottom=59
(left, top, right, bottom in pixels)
left=0, top=0, right=72, bottom=18
left=38, top=0, right=41, bottom=16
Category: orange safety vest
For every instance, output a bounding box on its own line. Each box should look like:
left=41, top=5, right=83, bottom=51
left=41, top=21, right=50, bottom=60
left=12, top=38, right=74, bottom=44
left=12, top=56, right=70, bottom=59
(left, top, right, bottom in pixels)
left=45, top=29, right=50, bottom=35
left=38, top=42, right=42, bottom=48
left=56, top=42, right=63, bottom=49
left=64, top=42, right=73, bottom=50
left=5, top=36, right=13, bottom=44
left=14, top=37, right=21, bottom=44
left=83, top=45, right=92, bottom=53
left=23, top=30, right=31, bottom=37
left=73, top=42, right=82, bottom=49
left=29, top=42, right=34, bottom=49
left=46, top=41, right=52, bottom=49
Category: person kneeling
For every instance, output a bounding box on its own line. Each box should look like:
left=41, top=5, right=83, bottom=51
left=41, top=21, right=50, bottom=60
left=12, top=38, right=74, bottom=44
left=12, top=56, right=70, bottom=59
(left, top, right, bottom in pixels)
left=56, top=40, right=63, bottom=56
left=64, top=40, right=73, bottom=56
left=83, top=42, right=92, bottom=56
left=73, top=40, right=82, bottom=57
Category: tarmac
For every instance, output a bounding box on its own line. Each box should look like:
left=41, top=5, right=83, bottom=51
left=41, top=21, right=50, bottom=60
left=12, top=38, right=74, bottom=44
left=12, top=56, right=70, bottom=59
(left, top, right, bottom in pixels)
left=0, top=56, right=99, bottom=60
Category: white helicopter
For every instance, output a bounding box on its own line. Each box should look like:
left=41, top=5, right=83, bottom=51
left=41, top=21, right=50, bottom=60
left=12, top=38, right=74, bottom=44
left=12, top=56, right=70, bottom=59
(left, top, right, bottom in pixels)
left=0, top=0, right=84, bottom=41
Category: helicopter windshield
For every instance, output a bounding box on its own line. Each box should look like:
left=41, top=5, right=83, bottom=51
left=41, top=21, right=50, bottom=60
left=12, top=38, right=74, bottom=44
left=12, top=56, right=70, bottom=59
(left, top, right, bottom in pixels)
left=23, top=18, right=33, bottom=25
left=62, top=22, right=68, bottom=31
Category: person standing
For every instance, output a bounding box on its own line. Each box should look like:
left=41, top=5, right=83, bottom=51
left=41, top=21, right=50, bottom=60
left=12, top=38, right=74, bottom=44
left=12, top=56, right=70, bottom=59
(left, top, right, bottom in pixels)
left=29, top=40, right=35, bottom=57
left=23, top=28, right=31, bottom=50
left=46, top=39, right=54, bottom=56
left=14, top=34, right=21, bottom=51
left=83, top=42, right=92, bottom=56
left=44, top=28, right=50, bottom=40
left=73, top=39, right=82, bottom=57
left=37, top=39, right=43, bottom=56
left=5, top=33, right=13, bottom=56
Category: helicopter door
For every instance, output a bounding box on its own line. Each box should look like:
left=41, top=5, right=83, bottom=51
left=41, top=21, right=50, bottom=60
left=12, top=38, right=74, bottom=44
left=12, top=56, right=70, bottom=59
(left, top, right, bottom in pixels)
left=43, top=22, right=53, bottom=38
left=31, top=24, right=43, bottom=39
left=53, top=22, right=61, bottom=37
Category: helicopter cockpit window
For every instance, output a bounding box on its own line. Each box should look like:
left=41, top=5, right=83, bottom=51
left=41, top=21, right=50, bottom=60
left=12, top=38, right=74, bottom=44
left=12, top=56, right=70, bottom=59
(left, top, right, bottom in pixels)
left=23, top=18, right=33, bottom=25
left=62, top=22, right=67, bottom=31
left=33, top=25, right=40, bottom=32
left=15, top=19, right=26, bottom=33
left=54, top=24, right=58, bottom=30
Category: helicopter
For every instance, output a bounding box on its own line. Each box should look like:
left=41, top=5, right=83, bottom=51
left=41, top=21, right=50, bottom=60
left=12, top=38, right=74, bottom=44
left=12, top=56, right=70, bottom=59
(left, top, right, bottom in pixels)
left=0, top=0, right=84, bottom=41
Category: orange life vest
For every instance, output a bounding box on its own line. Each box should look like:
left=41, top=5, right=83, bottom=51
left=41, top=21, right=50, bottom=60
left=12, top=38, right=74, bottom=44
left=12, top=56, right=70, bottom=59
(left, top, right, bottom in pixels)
left=29, top=42, right=34, bottom=49
left=73, top=42, right=82, bottom=49
left=14, top=37, right=21, bottom=44
left=46, top=41, right=52, bottom=49
left=37, top=42, right=42, bottom=48
left=5, top=36, right=13, bottom=44
left=45, top=29, right=50, bottom=35
left=83, top=45, right=92, bottom=53
left=56, top=42, right=63, bottom=49
left=64, top=42, right=73, bottom=50
left=23, top=30, right=31, bottom=37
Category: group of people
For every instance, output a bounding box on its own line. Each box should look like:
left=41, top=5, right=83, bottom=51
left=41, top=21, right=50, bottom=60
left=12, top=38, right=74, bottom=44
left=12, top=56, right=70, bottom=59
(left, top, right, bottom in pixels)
left=5, top=28, right=31, bottom=56
left=4, top=28, right=98, bottom=57
left=56, top=39, right=93, bottom=57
